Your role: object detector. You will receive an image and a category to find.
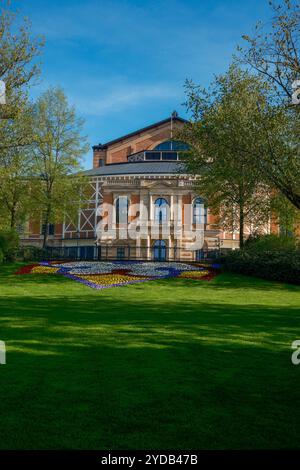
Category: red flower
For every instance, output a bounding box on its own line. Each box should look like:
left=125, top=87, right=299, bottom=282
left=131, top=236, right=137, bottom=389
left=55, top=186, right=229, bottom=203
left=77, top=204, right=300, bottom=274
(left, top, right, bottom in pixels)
left=15, top=264, right=39, bottom=275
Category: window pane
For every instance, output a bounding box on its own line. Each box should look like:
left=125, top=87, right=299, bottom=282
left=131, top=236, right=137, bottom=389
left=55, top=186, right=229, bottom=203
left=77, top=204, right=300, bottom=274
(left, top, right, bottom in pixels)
left=154, top=140, right=190, bottom=151
left=117, top=247, right=125, bottom=260
left=154, top=198, right=169, bottom=222
left=145, top=152, right=161, bottom=160
left=162, top=152, right=177, bottom=160
left=193, top=198, right=206, bottom=224
left=49, top=224, right=55, bottom=235
left=116, top=196, right=128, bottom=224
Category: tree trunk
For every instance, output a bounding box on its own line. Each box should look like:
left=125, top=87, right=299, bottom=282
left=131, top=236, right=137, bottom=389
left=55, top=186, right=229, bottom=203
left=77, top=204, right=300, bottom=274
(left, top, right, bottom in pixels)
left=10, top=206, right=16, bottom=229
left=42, top=226, right=48, bottom=249
left=239, top=205, right=245, bottom=249
left=42, top=205, right=51, bottom=249
left=279, top=188, right=300, bottom=211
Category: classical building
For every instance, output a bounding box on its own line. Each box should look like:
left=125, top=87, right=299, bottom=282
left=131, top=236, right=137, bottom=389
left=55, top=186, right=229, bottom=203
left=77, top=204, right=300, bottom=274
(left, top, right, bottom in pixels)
left=21, top=113, right=276, bottom=261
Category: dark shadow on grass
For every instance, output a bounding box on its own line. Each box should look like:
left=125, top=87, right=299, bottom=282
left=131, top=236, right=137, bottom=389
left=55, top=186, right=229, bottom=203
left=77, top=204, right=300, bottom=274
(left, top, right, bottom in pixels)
left=0, top=264, right=300, bottom=450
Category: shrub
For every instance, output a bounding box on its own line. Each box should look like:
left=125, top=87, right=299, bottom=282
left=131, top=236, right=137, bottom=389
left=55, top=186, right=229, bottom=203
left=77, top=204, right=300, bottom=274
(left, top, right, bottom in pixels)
left=0, top=230, right=19, bottom=262
left=18, top=246, right=48, bottom=261
left=224, top=247, right=300, bottom=284
left=244, top=234, right=297, bottom=252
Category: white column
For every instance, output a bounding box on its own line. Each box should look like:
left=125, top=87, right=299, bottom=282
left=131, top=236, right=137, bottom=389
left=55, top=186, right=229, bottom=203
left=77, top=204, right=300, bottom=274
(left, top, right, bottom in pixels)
left=149, top=193, right=153, bottom=221
left=147, top=235, right=151, bottom=260
left=176, top=195, right=182, bottom=243
left=136, top=236, right=141, bottom=259
left=168, top=236, right=172, bottom=261
left=170, top=194, right=174, bottom=221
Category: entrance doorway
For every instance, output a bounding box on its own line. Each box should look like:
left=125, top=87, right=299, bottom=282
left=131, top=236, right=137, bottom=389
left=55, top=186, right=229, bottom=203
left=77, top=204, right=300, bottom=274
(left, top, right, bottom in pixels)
left=153, top=240, right=167, bottom=261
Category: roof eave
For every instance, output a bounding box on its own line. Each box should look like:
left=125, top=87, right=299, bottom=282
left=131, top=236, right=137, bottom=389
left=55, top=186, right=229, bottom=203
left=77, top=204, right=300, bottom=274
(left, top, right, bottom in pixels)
left=92, top=116, right=188, bottom=150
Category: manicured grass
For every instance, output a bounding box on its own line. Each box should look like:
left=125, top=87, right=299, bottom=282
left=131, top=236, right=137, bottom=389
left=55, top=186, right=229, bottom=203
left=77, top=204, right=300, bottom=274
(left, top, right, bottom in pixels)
left=0, top=263, right=300, bottom=449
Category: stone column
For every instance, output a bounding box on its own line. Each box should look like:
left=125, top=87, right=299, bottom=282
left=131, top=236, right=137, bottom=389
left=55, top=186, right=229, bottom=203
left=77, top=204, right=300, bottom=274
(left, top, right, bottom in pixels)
left=147, top=235, right=151, bottom=260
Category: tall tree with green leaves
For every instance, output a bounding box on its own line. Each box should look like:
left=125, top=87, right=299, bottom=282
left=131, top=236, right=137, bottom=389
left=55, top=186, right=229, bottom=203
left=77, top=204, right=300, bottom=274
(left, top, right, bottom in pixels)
left=237, top=0, right=299, bottom=104
left=271, top=193, right=300, bottom=236
left=0, top=100, right=34, bottom=229
left=0, top=0, right=43, bottom=121
left=179, top=67, right=273, bottom=248
left=236, top=0, right=300, bottom=210
left=31, top=87, right=89, bottom=248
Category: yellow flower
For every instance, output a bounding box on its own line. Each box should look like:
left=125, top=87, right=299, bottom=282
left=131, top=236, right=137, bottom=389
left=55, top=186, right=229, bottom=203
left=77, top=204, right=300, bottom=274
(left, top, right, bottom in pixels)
left=77, top=274, right=147, bottom=286
left=179, top=270, right=210, bottom=278
left=31, top=266, right=59, bottom=274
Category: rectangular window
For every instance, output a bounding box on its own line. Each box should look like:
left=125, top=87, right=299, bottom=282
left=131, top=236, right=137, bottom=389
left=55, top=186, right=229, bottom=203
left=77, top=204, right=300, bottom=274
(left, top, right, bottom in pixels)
left=145, top=152, right=161, bottom=160
left=41, top=223, right=55, bottom=235
left=48, top=224, right=55, bottom=236
left=162, top=152, right=178, bottom=160
left=117, top=247, right=125, bottom=260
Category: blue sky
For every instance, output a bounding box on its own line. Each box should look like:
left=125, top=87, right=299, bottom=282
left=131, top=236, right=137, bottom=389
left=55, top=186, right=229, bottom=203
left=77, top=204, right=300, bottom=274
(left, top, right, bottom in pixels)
left=14, top=0, right=272, bottom=168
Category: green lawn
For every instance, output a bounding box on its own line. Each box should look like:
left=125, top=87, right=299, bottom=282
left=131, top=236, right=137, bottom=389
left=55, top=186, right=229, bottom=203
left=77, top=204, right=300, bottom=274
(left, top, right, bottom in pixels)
left=0, top=263, right=300, bottom=449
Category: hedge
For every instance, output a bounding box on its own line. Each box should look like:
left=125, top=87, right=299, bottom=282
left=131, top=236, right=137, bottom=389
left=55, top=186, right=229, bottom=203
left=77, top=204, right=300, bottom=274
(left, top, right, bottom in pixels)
left=224, top=249, right=300, bottom=285
left=0, top=230, right=19, bottom=263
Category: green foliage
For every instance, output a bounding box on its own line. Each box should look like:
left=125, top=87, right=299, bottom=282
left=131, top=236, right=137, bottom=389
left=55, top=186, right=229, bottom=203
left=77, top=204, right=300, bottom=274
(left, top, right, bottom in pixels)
left=244, top=234, right=298, bottom=252
left=0, top=98, right=35, bottom=228
left=31, top=87, right=89, bottom=247
left=0, top=229, right=19, bottom=262
left=236, top=0, right=300, bottom=209
left=237, top=0, right=299, bottom=105
left=179, top=66, right=272, bottom=247
left=16, top=245, right=47, bottom=262
left=225, top=237, right=300, bottom=284
left=0, top=1, right=43, bottom=120
left=271, top=194, right=300, bottom=236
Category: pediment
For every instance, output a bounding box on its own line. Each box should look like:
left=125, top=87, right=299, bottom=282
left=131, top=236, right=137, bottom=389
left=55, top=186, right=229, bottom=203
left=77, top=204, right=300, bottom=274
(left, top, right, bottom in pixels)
left=142, top=180, right=174, bottom=189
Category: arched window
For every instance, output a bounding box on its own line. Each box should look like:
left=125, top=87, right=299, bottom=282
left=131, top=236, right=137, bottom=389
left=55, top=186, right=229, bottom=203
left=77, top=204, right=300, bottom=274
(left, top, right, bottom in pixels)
left=153, top=140, right=190, bottom=151
left=193, top=197, right=207, bottom=225
left=154, top=198, right=169, bottom=222
left=116, top=196, right=129, bottom=224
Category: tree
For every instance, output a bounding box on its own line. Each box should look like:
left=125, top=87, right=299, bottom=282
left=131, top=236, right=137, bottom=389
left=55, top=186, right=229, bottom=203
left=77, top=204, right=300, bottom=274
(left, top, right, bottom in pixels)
left=253, top=102, right=300, bottom=209
left=31, top=87, right=89, bottom=248
left=236, top=0, right=300, bottom=210
left=0, top=0, right=43, bottom=121
left=237, top=0, right=299, bottom=104
left=178, top=66, right=272, bottom=248
left=0, top=1, right=43, bottom=236
left=271, top=193, right=300, bottom=236
left=0, top=99, right=34, bottom=229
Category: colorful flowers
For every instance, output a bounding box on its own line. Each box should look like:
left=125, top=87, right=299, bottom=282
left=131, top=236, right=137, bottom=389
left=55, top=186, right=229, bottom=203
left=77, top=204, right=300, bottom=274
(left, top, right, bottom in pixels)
left=15, top=264, right=39, bottom=275
left=31, top=266, right=60, bottom=274
left=76, top=274, right=149, bottom=287
left=179, top=270, right=210, bottom=278
left=15, top=261, right=219, bottom=289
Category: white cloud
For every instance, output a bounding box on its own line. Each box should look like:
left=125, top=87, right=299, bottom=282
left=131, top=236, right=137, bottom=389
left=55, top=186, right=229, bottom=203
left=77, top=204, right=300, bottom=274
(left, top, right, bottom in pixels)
left=71, top=83, right=181, bottom=116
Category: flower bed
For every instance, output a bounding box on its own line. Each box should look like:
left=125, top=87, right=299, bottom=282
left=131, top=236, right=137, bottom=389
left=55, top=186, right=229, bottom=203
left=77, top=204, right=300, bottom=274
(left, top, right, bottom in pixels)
left=15, top=261, right=219, bottom=289
left=15, top=264, right=40, bottom=275
left=31, top=265, right=60, bottom=274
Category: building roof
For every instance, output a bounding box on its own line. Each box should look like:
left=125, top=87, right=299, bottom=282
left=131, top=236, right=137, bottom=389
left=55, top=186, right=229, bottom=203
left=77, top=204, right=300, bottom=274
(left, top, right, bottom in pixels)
left=80, top=161, right=188, bottom=177
left=92, top=115, right=188, bottom=150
